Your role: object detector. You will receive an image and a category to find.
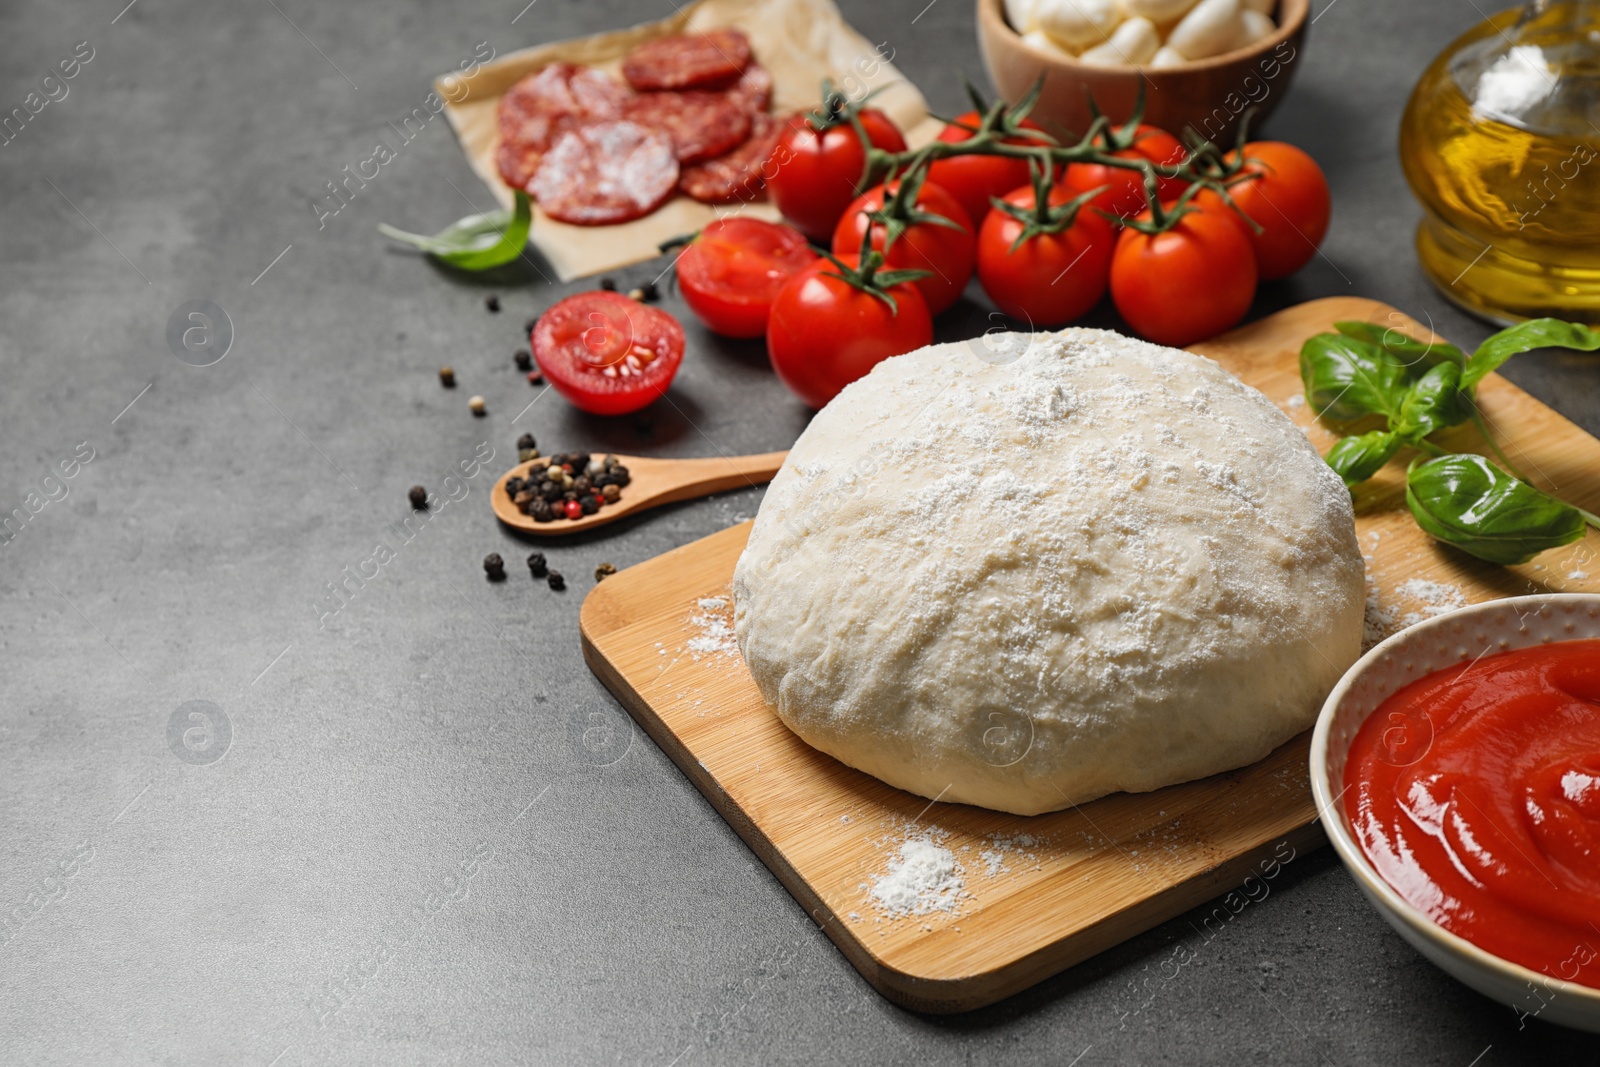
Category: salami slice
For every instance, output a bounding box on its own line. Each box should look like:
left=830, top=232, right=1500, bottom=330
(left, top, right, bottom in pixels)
left=623, top=90, right=752, bottom=165
left=678, top=113, right=781, bottom=204
left=530, top=121, right=679, bottom=225
left=727, top=62, right=773, bottom=114
left=621, top=29, right=751, bottom=91
left=495, top=64, right=633, bottom=190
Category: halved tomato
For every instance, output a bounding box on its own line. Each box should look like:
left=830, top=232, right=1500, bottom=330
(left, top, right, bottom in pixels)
left=676, top=218, right=818, bottom=338
left=532, top=291, right=686, bottom=415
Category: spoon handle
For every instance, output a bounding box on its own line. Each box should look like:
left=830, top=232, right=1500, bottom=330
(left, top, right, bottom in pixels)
left=645, top=451, right=789, bottom=507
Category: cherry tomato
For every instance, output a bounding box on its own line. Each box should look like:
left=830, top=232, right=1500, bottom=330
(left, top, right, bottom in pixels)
left=977, top=184, right=1116, bottom=327
left=766, top=255, right=933, bottom=409
left=766, top=110, right=908, bottom=240
left=675, top=218, right=818, bottom=338
left=532, top=290, right=685, bottom=415
left=831, top=179, right=975, bottom=316
left=926, top=110, right=1048, bottom=232
left=1195, top=141, right=1331, bottom=280
left=1109, top=203, right=1258, bottom=347
left=1060, top=124, right=1187, bottom=223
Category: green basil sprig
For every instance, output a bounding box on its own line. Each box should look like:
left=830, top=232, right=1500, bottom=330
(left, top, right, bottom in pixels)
left=1406, top=454, right=1587, bottom=565
left=1300, top=318, right=1600, bottom=565
left=378, top=191, right=532, bottom=270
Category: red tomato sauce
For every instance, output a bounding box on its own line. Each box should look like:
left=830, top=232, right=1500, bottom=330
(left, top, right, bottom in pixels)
left=1344, top=639, right=1600, bottom=988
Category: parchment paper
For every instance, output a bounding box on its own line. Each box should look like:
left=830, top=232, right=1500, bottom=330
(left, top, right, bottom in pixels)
left=437, top=0, right=938, bottom=281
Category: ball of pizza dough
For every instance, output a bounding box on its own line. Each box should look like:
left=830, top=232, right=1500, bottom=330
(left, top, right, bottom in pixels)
left=733, top=329, right=1364, bottom=816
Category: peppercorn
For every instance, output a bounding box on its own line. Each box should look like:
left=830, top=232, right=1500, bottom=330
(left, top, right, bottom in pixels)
left=527, top=551, right=547, bottom=578
left=516, top=433, right=535, bottom=452
left=611, top=465, right=631, bottom=487
left=528, top=369, right=544, bottom=385
left=523, top=317, right=538, bottom=335
left=519, top=448, right=539, bottom=463
left=483, top=553, right=506, bottom=581
left=485, top=295, right=501, bottom=312
left=408, top=485, right=428, bottom=509
left=639, top=281, right=659, bottom=303
left=530, top=499, right=554, bottom=523
left=547, top=570, right=565, bottom=591
left=573, top=475, right=591, bottom=494
left=514, top=350, right=532, bottom=371
left=579, top=496, right=599, bottom=515
left=513, top=490, right=534, bottom=510
left=469, top=395, right=486, bottom=416
left=627, top=287, right=645, bottom=302
left=599, top=277, right=617, bottom=291
left=603, top=454, right=618, bottom=471
left=602, top=483, right=621, bottom=503
left=594, top=562, right=617, bottom=581
left=439, top=366, right=456, bottom=388
left=564, top=500, right=583, bottom=520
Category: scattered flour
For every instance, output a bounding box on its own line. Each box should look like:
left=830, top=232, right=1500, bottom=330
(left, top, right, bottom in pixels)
left=685, top=596, right=739, bottom=659
left=1362, top=563, right=1397, bottom=650
left=1571, top=570, right=1591, bottom=581
left=1363, top=571, right=1471, bottom=645
left=1286, top=394, right=1306, bottom=409
left=1396, top=578, right=1468, bottom=627
left=866, top=838, right=966, bottom=919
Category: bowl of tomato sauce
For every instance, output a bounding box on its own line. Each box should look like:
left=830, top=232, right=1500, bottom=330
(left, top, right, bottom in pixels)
left=1310, top=593, right=1600, bottom=1032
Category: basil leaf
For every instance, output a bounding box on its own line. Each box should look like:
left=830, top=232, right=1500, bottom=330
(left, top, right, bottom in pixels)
left=1463, top=318, right=1600, bottom=389
left=1392, top=361, right=1468, bottom=441
left=1335, top=321, right=1466, bottom=374
left=1405, top=454, right=1587, bottom=565
left=1326, top=430, right=1403, bottom=487
left=378, top=192, right=532, bottom=270
left=1299, top=333, right=1411, bottom=421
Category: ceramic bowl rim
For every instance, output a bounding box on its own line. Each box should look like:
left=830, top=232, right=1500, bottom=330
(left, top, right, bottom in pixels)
left=1309, top=592, right=1600, bottom=1011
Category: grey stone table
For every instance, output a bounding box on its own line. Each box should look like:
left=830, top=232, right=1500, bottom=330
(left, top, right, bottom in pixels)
left=2, top=0, right=1596, bottom=1063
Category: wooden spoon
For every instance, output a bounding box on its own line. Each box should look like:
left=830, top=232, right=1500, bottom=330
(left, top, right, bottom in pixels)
left=491, top=451, right=788, bottom=536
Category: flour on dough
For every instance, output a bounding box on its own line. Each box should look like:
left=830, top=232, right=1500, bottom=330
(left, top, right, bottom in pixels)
left=732, top=329, right=1364, bottom=816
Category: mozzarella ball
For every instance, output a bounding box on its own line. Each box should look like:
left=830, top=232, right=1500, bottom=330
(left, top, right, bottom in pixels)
left=1080, top=16, right=1161, bottom=65
left=1167, top=0, right=1244, bottom=59
left=1035, top=0, right=1122, bottom=49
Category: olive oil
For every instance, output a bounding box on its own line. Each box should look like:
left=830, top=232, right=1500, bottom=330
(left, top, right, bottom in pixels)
left=1400, top=3, right=1600, bottom=324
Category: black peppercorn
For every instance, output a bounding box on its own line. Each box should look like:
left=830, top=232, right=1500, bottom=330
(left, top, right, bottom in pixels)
left=485, top=295, right=501, bottom=312
left=530, top=499, right=554, bottom=523
left=439, top=366, right=456, bottom=388
left=408, top=485, right=428, bottom=509
left=516, top=432, right=536, bottom=452
left=523, top=317, right=538, bottom=335
left=611, top=465, right=631, bottom=487
left=573, top=475, right=591, bottom=494
left=639, top=281, right=659, bottom=303
left=579, top=496, right=599, bottom=515
left=527, top=551, right=547, bottom=578
left=484, top=553, right=506, bottom=581
left=547, top=570, right=565, bottom=591
left=594, top=562, right=617, bottom=581
left=514, top=350, right=532, bottom=371
left=599, top=277, right=616, bottom=291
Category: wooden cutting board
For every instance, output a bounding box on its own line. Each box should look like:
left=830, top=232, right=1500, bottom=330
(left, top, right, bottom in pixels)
left=578, top=297, right=1600, bottom=1013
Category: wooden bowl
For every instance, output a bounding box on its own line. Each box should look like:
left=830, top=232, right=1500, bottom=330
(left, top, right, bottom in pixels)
left=976, top=0, right=1310, bottom=143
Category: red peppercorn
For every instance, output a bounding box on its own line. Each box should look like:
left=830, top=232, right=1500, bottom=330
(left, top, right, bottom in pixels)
left=564, top=500, right=583, bottom=520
